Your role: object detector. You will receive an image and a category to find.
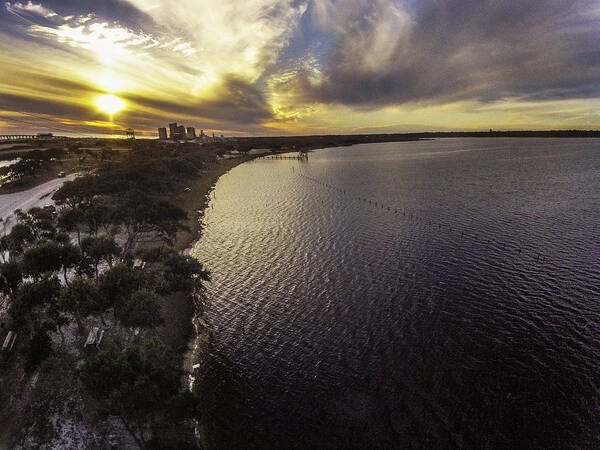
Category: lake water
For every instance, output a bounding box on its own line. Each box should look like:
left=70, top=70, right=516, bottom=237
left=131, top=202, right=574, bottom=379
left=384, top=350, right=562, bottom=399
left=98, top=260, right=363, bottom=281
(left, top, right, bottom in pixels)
left=190, top=138, right=600, bottom=448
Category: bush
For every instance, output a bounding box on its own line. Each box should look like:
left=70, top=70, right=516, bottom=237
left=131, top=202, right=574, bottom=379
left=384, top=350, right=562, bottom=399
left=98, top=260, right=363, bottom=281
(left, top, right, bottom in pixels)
left=24, top=327, right=53, bottom=372
left=145, top=436, right=198, bottom=449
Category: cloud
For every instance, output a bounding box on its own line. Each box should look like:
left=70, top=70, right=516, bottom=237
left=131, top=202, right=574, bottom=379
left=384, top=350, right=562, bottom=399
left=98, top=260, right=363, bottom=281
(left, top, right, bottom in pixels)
left=36, top=0, right=156, bottom=28
left=6, top=1, right=57, bottom=18
left=2, top=0, right=600, bottom=135
left=124, top=75, right=274, bottom=125
left=126, top=0, right=307, bottom=84
left=288, top=0, right=600, bottom=109
left=26, top=19, right=196, bottom=64
left=1, top=0, right=310, bottom=133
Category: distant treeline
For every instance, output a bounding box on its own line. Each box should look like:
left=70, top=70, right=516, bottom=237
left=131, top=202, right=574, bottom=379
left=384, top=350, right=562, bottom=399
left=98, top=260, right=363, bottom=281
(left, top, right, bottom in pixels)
left=234, top=130, right=600, bottom=152
left=406, top=130, right=600, bottom=138
left=234, top=134, right=420, bottom=151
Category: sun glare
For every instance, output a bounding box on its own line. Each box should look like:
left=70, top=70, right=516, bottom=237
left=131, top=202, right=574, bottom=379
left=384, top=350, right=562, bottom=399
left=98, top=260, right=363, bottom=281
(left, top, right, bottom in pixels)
left=96, top=74, right=127, bottom=93
left=97, top=94, right=125, bottom=115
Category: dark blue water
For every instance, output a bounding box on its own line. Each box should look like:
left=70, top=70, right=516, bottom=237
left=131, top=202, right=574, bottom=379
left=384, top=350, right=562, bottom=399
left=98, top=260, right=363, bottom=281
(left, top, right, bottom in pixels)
left=191, top=138, right=600, bottom=448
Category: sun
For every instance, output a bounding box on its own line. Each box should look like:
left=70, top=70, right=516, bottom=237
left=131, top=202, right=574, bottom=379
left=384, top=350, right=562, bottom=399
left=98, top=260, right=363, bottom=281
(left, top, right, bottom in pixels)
left=97, top=94, right=125, bottom=115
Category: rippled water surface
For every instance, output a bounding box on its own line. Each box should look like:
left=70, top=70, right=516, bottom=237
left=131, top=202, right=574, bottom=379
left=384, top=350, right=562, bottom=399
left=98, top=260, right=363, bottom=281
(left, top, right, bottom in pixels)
left=191, top=138, right=600, bottom=448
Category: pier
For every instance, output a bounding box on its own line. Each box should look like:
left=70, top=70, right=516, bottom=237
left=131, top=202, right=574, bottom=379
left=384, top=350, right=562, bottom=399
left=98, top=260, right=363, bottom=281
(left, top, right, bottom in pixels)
left=0, top=134, right=52, bottom=141
left=261, top=152, right=308, bottom=160
left=0, top=134, right=37, bottom=141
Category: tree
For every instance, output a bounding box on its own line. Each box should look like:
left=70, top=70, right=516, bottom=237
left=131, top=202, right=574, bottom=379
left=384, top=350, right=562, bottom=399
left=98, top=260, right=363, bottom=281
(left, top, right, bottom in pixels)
left=21, top=240, right=80, bottom=283
left=52, top=175, right=99, bottom=209
left=115, top=198, right=188, bottom=258
left=116, top=289, right=163, bottom=332
left=58, top=207, right=85, bottom=245
left=165, top=390, right=202, bottom=423
left=16, top=206, right=57, bottom=240
left=95, top=161, right=178, bottom=198
left=81, top=200, right=116, bottom=236
left=24, top=326, right=53, bottom=372
left=59, top=242, right=80, bottom=284
left=67, top=143, right=81, bottom=154
left=163, top=253, right=210, bottom=293
left=47, top=301, right=70, bottom=345
left=143, top=247, right=210, bottom=293
left=98, top=264, right=142, bottom=314
left=22, top=241, right=64, bottom=279
left=53, top=231, right=71, bottom=246
left=8, top=158, right=41, bottom=180
left=136, top=247, right=209, bottom=293
left=79, top=342, right=183, bottom=448
left=9, top=276, right=61, bottom=327
left=135, top=246, right=172, bottom=267
left=1, top=223, right=36, bottom=260
left=59, top=276, right=103, bottom=330
left=100, top=147, right=115, bottom=161
left=0, top=261, right=22, bottom=301
left=81, top=236, right=120, bottom=280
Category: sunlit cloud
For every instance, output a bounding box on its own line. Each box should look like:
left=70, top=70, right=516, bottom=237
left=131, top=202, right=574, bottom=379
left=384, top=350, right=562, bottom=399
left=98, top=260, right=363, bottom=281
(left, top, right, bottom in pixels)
left=127, top=0, right=307, bottom=85
left=5, top=1, right=57, bottom=19
left=1, top=0, right=600, bottom=136
left=26, top=18, right=195, bottom=65
left=94, top=73, right=127, bottom=94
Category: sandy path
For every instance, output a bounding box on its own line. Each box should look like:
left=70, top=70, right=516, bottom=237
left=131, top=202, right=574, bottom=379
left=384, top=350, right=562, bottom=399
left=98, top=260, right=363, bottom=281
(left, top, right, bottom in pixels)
left=0, top=174, right=77, bottom=235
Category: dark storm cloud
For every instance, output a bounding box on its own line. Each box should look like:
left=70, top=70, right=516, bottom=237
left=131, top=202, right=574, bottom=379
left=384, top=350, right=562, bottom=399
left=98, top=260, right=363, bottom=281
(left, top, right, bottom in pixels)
left=301, top=0, right=600, bottom=108
left=124, top=76, right=274, bottom=125
left=0, top=93, right=96, bottom=119
left=0, top=92, right=120, bottom=135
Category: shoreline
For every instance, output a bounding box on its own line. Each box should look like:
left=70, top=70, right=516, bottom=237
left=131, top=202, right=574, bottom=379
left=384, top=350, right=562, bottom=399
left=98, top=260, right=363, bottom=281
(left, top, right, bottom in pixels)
left=164, top=156, right=254, bottom=446
left=174, top=157, right=253, bottom=252
left=164, top=156, right=253, bottom=348
left=169, top=155, right=252, bottom=353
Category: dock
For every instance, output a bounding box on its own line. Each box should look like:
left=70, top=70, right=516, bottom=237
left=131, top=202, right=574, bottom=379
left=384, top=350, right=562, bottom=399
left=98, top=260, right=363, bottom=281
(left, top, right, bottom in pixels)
left=260, top=152, right=308, bottom=160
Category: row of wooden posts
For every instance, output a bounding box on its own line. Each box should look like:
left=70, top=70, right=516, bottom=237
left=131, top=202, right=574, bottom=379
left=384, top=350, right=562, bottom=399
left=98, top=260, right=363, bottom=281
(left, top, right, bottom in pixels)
left=260, top=152, right=308, bottom=160
left=295, top=170, right=550, bottom=264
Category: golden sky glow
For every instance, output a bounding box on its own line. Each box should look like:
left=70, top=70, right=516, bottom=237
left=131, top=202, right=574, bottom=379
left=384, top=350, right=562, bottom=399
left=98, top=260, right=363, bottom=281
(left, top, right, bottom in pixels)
left=1, top=0, right=599, bottom=137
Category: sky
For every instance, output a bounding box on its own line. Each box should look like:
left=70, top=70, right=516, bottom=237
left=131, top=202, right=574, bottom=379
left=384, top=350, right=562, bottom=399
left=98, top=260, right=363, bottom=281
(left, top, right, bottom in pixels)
left=1, top=0, right=600, bottom=137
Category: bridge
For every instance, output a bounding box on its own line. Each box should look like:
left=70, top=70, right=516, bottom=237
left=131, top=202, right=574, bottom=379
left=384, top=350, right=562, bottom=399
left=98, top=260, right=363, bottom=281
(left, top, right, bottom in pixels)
left=0, top=134, right=53, bottom=141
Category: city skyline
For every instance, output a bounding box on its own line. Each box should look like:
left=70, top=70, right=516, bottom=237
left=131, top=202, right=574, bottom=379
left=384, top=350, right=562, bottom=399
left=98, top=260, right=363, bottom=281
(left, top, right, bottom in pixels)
left=1, top=0, right=600, bottom=137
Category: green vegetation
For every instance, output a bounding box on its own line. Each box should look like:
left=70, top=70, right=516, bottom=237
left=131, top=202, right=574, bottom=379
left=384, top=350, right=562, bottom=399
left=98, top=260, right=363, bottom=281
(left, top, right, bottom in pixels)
left=0, top=140, right=222, bottom=448
left=0, top=148, right=67, bottom=189
left=79, top=341, right=199, bottom=448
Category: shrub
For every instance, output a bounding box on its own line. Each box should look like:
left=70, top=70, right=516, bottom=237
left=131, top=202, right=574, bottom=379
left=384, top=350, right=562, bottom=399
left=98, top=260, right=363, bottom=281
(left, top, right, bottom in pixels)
left=24, top=327, right=53, bottom=372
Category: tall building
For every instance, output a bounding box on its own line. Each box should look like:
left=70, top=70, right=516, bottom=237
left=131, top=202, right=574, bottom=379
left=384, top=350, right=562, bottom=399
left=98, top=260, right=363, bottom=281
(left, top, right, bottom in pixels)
left=158, top=127, right=167, bottom=140
left=186, top=127, right=196, bottom=139
left=168, top=122, right=178, bottom=140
